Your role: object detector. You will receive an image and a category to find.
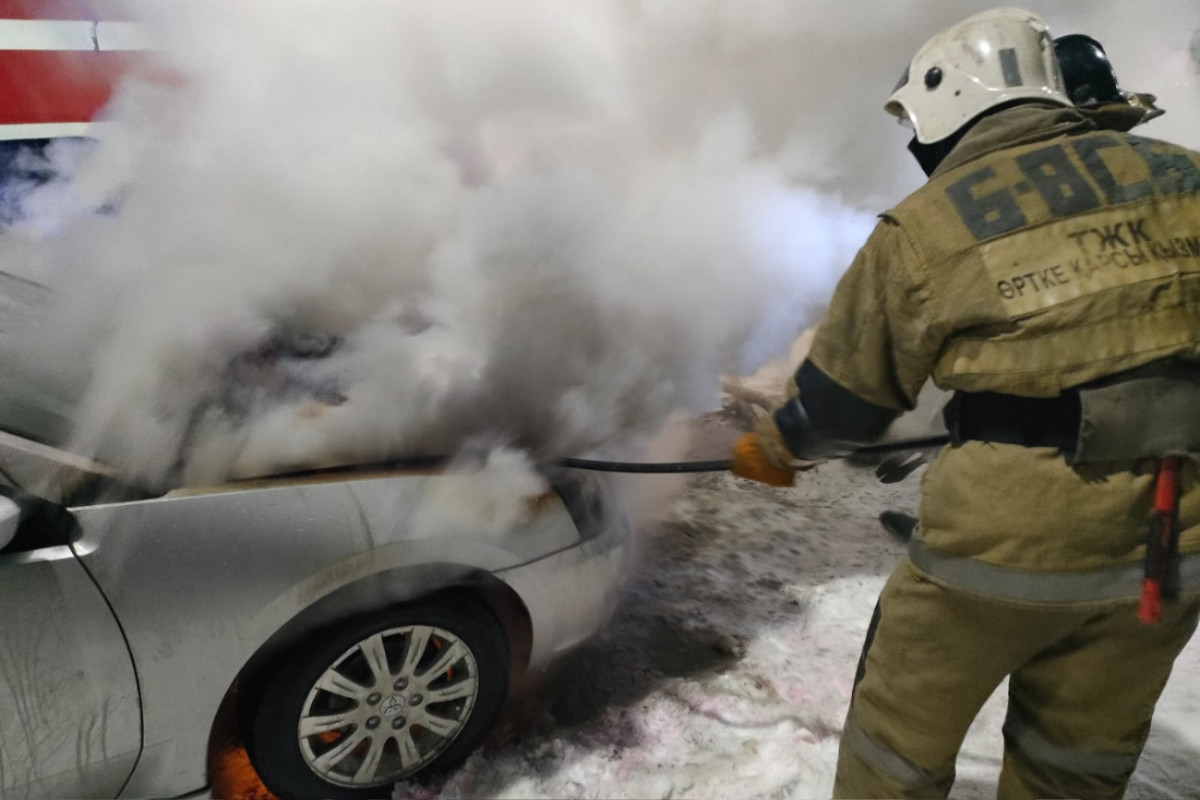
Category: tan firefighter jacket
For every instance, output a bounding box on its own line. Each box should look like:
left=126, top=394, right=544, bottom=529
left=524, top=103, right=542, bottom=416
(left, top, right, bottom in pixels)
left=771, top=103, right=1200, bottom=602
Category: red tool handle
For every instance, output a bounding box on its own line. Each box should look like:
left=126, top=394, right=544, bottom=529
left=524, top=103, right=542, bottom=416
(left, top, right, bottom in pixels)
left=1139, top=456, right=1181, bottom=625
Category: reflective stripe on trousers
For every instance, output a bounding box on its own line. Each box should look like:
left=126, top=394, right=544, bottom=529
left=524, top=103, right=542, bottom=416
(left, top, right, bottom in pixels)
left=842, top=713, right=955, bottom=792
left=908, top=540, right=1200, bottom=604
left=1003, top=707, right=1141, bottom=779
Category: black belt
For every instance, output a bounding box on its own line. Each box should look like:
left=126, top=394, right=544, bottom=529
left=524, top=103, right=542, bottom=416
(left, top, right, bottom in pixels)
left=943, top=390, right=1080, bottom=454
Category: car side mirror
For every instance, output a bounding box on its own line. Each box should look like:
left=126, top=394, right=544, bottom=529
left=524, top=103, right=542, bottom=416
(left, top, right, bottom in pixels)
left=0, top=495, right=20, bottom=551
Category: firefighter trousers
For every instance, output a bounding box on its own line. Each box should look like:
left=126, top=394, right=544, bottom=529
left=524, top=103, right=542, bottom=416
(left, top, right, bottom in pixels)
left=832, top=558, right=1200, bottom=800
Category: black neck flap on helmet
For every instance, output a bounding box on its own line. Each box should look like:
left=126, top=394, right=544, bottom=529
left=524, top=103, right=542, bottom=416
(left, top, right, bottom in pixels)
left=907, top=130, right=965, bottom=178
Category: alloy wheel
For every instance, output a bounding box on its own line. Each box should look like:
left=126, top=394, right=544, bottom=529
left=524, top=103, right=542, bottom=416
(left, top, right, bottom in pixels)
left=296, top=624, right=479, bottom=788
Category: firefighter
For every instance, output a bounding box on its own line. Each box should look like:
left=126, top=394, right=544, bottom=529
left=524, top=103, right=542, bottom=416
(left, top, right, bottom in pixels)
left=730, top=8, right=1200, bottom=799
left=873, top=30, right=1168, bottom=548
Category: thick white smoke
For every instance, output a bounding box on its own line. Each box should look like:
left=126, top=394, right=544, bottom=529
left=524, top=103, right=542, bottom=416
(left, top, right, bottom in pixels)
left=2, top=1, right=1197, bottom=489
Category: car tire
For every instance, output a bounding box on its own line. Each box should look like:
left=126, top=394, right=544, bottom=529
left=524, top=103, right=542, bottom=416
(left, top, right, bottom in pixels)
left=247, top=595, right=509, bottom=800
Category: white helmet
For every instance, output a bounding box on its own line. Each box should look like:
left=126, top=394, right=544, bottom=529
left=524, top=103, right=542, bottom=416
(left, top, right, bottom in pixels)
left=886, top=7, right=1071, bottom=144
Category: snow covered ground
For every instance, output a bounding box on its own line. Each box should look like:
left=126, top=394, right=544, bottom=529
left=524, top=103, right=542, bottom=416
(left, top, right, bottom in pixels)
left=398, top=412, right=1200, bottom=800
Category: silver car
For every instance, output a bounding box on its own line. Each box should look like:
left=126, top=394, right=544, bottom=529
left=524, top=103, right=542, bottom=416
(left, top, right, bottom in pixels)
left=0, top=431, right=632, bottom=799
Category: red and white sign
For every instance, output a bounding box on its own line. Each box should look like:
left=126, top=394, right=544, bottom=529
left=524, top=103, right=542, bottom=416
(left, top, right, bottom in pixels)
left=0, top=0, right=152, bottom=140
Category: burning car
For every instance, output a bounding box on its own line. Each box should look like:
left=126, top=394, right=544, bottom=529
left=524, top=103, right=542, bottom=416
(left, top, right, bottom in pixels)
left=0, top=7, right=640, bottom=798
left=0, top=151, right=634, bottom=793
left=0, top=427, right=632, bottom=799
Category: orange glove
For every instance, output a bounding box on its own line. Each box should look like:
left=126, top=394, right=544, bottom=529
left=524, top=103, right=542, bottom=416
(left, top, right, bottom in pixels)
left=730, top=433, right=795, bottom=487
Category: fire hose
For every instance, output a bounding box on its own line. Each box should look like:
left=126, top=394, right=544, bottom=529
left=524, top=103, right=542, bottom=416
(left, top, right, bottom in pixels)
left=277, top=434, right=952, bottom=480
left=556, top=434, right=950, bottom=473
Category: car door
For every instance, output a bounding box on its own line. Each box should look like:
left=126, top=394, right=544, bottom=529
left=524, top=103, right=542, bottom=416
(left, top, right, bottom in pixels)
left=0, top=500, right=141, bottom=799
